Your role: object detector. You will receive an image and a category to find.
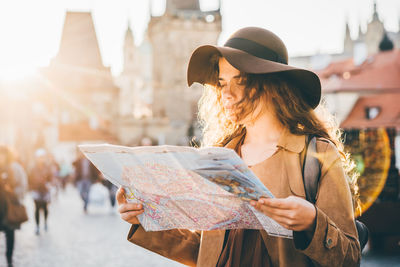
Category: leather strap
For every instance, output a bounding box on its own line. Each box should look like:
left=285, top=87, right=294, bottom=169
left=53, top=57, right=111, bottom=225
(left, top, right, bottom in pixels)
left=302, top=135, right=320, bottom=203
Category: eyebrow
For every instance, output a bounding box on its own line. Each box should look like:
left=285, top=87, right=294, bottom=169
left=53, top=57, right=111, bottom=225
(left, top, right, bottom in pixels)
left=218, top=75, right=241, bottom=81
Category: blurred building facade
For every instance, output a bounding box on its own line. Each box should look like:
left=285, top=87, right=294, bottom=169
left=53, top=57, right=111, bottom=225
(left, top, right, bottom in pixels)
left=290, top=2, right=400, bottom=72
left=40, top=12, right=119, bottom=164
left=115, top=23, right=153, bottom=120
left=1, top=11, right=120, bottom=166
left=343, top=2, right=400, bottom=57
left=312, top=5, right=400, bottom=249
left=115, top=0, right=221, bottom=145
left=0, top=1, right=222, bottom=167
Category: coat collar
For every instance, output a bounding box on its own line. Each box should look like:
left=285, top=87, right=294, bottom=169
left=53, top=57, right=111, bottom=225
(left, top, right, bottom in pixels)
left=224, top=127, right=306, bottom=154
left=277, top=128, right=306, bottom=153
left=224, top=129, right=245, bottom=151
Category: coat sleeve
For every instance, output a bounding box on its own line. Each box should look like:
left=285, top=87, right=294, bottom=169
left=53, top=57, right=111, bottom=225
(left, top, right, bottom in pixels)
left=127, top=224, right=200, bottom=266
left=293, top=141, right=361, bottom=267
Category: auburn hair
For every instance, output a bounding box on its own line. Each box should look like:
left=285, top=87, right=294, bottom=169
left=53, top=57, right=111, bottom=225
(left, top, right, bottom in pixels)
left=197, top=54, right=360, bottom=214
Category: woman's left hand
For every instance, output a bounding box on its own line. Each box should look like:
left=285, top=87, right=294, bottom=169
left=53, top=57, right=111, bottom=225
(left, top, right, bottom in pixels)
left=250, top=196, right=316, bottom=232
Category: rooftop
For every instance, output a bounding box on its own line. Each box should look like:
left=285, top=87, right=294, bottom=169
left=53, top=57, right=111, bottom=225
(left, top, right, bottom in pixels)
left=318, top=49, right=400, bottom=93
left=341, top=93, right=400, bottom=130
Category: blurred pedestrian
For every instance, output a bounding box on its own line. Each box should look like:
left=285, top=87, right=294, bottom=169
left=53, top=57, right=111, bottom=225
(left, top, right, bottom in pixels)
left=8, top=150, right=28, bottom=201
left=102, top=178, right=118, bottom=210
left=58, top=160, right=73, bottom=190
left=73, top=152, right=100, bottom=213
left=47, top=154, right=60, bottom=200
left=0, top=145, right=27, bottom=267
left=140, top=136, right=153, bottom=146
left=28, top=148, right=53, bottom=235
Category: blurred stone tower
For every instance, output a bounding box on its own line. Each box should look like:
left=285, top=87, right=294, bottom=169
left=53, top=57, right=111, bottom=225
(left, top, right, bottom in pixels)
left=116, top=22, right=152, bottom=119
left=363, top=2, right=385, bottom=55
left=343, top=1, right=388, bottom=57
left=43, top=11, right=118, bottom=143
left=343, top=21, right=353, bottom=55
left=147, top=0, right=221, bottom=144
left=45, top=12, right=119, bottom=123
left=115, top=1, right=221, bottom=145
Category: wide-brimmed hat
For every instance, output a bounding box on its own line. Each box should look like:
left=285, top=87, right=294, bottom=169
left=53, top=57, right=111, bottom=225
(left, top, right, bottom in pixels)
left=187, top=27, right=321, bottom=109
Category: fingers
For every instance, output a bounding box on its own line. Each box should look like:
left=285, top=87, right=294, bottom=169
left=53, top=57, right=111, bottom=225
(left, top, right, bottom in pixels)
left=116, top=187, right=145, bottom=225
left=253, top=202, right=294, bottom=224
left=258, top=197, right=293, bottom=209
left=118, top=203, right=143, bottom=214
left=250, top=196, right=317, bottom=231
left=257, top=205, right=293, bottom=219
left=120, top=209, right=144, bottom=224
left=118, top=202, right=144, bottom=225
left=251, top=202, right=298, bottom=230
left=116, top=187, right=127, bottom=205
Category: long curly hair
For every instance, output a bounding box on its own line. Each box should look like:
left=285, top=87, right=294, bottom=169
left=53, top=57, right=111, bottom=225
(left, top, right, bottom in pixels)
left=197, top=54, right=360, bottom=214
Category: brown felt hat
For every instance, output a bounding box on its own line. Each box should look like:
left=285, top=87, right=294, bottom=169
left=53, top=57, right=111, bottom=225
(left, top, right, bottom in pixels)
left=187, top=27, right=321, bottom=109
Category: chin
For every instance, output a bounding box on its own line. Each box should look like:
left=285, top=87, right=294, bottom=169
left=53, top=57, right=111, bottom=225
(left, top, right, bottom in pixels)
left=227, top=115, right=240, bottom=124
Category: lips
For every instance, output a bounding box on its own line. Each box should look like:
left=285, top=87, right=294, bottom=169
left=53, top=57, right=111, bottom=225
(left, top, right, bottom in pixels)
left=224, top=107, right=235, bottom=117
left=224, top=107, right=235, bottom=115
left=223, top=102, right=235, bottom=110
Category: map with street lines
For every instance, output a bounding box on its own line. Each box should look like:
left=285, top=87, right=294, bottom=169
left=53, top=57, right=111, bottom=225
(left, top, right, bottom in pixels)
left=79, top=144, right=292, bottom=238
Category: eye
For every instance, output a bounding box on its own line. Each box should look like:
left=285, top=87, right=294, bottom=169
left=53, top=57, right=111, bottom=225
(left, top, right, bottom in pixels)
left=236, top=76, right=247, bottom=85
left=218, top=81, right=227, bottom=88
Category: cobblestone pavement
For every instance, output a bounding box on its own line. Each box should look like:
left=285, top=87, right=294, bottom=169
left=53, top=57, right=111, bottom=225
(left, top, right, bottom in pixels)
left=0, top=185, right=183, bottom=267
left=1, top=185, right=399, bottom=267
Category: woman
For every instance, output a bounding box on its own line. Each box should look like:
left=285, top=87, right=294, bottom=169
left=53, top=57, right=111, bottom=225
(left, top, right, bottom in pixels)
left=29, top=149, right=53, bottom=235
left=0, top=145, right=17, bottom=267
left=73, top=152, right=101, bottom=213
left=117, top=27, right=361, bottom=266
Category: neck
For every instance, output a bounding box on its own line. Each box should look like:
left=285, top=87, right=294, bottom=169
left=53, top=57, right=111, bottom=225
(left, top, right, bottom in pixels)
left=243, top=112, right=284, bottom=145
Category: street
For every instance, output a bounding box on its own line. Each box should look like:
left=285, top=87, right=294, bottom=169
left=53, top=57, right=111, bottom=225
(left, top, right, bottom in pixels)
left=0, top=185, right=399, bottom=267
left=0, top=185, right=183, bottom=267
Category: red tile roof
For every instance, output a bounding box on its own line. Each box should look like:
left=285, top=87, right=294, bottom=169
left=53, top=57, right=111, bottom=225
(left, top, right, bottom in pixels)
left=318, top=58, right=354, bottom=78
left=341, top=93, right=400, bottom=130
left=318, top=49, right=400, bottom=93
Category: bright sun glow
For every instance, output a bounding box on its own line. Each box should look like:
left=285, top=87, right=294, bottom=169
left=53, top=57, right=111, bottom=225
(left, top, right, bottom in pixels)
left=0, top=64, right=38, bottom=82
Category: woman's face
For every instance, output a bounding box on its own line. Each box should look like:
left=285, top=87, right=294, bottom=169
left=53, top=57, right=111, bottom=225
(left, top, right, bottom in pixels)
left=218, top=57, right=264, bottom=124
left=218, top=57, right=246, bottom=122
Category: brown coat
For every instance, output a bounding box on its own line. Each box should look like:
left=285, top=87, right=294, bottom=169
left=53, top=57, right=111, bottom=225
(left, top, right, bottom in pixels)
left=127, top=129, right=361, bottom=266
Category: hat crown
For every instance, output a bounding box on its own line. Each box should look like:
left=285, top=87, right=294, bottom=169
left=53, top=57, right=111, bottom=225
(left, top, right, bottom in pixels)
left=224, top=27, right=288, bottom=65
left=187, top=26, right=321, bottom=109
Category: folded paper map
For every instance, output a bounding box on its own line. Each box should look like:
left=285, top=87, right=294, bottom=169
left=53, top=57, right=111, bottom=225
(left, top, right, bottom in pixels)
left=79, top=144, right=292, bottom=238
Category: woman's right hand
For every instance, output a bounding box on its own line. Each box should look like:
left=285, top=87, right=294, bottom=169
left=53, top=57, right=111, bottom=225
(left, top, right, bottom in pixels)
left=116, top=187, right=144, bottom=225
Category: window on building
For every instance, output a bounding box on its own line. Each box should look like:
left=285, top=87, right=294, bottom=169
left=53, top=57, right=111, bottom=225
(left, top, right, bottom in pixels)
left=395, top=133, right=400, bottom=171
left=365, top=106, right=381, bottom=120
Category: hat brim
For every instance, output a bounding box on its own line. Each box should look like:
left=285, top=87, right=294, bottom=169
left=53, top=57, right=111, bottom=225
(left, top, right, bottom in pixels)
left=187, top=45, right=321, bottom=109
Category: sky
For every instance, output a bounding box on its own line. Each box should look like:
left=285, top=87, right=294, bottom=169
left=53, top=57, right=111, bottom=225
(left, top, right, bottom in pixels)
left=0, top=0, right=399, bottom=78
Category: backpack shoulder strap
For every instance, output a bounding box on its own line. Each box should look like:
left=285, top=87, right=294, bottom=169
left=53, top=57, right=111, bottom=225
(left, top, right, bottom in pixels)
left=302, top=135, right=321, bottom=204
left=303, top=136, right=370, bottom=251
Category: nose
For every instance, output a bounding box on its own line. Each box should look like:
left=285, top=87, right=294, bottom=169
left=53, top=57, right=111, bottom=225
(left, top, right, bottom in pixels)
left=221, top=88, right=232, bottom=100
left=221, top=81, right=235, bottom=101
left=221, top=91, right=234, bottom=107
